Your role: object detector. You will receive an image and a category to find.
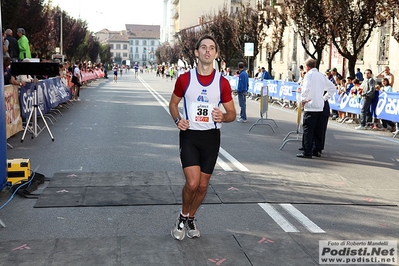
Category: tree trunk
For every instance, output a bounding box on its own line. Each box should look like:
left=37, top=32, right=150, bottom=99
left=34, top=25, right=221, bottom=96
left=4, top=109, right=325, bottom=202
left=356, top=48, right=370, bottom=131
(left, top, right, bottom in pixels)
left=347, top=57, right=356, bottom=78
left=268, top=59, right=273, bottom=78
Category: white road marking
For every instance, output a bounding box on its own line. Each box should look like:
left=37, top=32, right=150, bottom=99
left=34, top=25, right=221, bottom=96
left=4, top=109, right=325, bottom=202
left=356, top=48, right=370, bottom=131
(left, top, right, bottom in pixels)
left=258, top=203, right=299, bottom=233
left=219, top=148, right=250, bottom=172
left=280, top=204, right=325, bottom=233
left=216, top=157, right=233, bottom=171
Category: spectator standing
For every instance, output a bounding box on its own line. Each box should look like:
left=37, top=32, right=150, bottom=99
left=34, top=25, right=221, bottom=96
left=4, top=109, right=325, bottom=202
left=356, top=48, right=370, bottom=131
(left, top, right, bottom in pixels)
left=297, top=58, right=335, bottom=159
left=296, top=65, right=305, bottom=84
left=330, top=68, right=342, bottom=120
left=168, top=35, right=236, bottom=240
left=381, top=78, right=392, bottom=92
left=16, top=28, right=31, bottom=60
left=254, top=67, right=262, bottom=79
left=376, top=66, right=394, bottom=90
left=72, top=60, right=82, bottom=101
left=4, top=29, right=19, bottom=62
left=355, top=68, right=364, bottom=82
left=3, top=28, right=9, bottom=57
left=380, top=78, right=396, bottom=132
left=261, top=67, right=272, bottom=80
left=236, top=62, right=249, bottom=123
left=285, top=67, right=295, bottom=82
left=355, top=69, right=376, bottom=130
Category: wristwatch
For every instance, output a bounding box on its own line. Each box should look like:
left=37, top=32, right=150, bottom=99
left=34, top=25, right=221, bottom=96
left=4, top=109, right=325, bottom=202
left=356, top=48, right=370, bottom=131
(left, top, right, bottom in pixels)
left=174, top=117, right=181, bottom=125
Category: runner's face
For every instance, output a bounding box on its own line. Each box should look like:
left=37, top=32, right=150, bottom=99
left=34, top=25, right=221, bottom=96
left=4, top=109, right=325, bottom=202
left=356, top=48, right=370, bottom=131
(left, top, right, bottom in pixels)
left=195, top=39, right=218, bottom=65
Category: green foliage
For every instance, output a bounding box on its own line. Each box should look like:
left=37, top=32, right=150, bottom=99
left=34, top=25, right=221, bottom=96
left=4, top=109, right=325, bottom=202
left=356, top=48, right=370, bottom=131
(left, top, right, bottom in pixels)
left=100, top=43, right=112, bottom=63
left=1, top=0, right=95, bottom=63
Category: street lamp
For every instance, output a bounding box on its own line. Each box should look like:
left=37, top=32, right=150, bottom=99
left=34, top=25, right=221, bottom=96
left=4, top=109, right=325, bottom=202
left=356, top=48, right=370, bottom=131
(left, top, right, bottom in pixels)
left=60, top=9, right=63, bottom=62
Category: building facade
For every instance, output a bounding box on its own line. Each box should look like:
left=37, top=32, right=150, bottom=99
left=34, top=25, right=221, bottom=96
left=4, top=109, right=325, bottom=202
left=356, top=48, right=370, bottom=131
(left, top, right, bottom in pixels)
left=256, top=18, right=399, bottom=92
left=161, top=0, right=257, bottom=45
left=160, top=0, right=399, bottom=91
left=107, top=34, right=129, bottom=65
left=125, top=24, right=160, bottom=67
left=95, top=25, right=160, bottom=67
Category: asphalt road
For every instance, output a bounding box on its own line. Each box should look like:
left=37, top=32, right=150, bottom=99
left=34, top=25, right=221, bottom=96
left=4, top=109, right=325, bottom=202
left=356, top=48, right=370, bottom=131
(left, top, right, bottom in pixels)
left=1, top=70, right=398, bottom=266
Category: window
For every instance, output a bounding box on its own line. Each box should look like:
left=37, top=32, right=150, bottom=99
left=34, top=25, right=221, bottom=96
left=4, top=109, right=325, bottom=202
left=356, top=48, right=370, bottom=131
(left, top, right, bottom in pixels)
left=110, top=44, right=114, bottom=49
left=135, top=54, right=139, bottom=59
left=143, top=40, right=147, bottom=45
left=151, top=40, right=154, bottom=45
left=292, top=34, right=297, bottom=62
left=116, top=44, right=121, bottom=49
left=143, top=47, right=147, bottom=53
left=123, top=53, right=128, bottom=57
left=116, top=52, right=121, bottom=57
left=135, top=40, right=139, bottom=45
left=142, top=54, right=147, bottom=60
left=378, top=22, right=390, bottom=61
left=135, top=47, right=139, bottom=53
left=123, top=44, right=127, bottom=50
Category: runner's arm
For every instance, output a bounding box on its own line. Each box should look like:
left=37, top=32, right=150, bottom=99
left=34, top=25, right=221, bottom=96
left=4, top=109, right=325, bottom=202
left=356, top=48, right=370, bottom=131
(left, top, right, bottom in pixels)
left=221, top=100, right=236, bottom=123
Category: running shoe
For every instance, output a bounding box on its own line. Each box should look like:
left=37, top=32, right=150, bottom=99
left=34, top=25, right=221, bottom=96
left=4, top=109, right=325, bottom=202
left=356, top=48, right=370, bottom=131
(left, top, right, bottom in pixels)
left=171, top=214, right=187, bottom=240
left=186, top=217, right=200, bottom=238
left=236, top=118, right=248, bottom=123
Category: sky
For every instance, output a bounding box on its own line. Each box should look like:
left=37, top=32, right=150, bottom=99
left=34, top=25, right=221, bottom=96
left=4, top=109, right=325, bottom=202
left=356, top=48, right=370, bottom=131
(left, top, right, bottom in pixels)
left=45, top=0, right=163, bottom=33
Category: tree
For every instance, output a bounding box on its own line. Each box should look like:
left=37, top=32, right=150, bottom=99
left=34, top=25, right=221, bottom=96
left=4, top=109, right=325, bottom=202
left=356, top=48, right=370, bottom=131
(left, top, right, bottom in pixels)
left=234, top=2, right=268, bottom=77
left=203, top=4, right=237, bottom=69
left=324, top=0, right=391, bottom=77
left=100, top=43, right=111, bottom=64
left=62, top=16, right=88, bottom=62
left=169, top=44, right=181, bottom=65
left=284, top=0, right=329, bottom=69
left=386, top=0, right=399, bottom=43
left=88, top=35, right=101, bottom=63
left=2, top=0, right=48, bottom=56
left=155, top=42, right=172, bottom=65
left=175, top=28, right=202, bottom=67
left=260, top=3, right=288, bottom=74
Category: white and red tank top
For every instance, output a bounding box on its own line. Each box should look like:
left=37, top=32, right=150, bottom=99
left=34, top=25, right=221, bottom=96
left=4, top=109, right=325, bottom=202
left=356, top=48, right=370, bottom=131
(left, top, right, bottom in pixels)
left=182, top=69, right=222, bottom=130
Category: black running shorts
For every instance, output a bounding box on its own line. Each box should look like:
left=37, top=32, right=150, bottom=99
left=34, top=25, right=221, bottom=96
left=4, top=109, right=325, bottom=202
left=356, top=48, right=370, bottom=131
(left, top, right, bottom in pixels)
left=179, top=129, right=220, bottom=174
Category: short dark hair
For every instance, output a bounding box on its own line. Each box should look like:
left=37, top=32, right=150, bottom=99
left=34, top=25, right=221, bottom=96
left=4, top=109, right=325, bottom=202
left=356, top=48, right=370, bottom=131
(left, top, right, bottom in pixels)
left=238, top=62, right=245, bottom=69
left=365, top=68, right=372, bottom=74
left=195, top=35, right=218, bottom=52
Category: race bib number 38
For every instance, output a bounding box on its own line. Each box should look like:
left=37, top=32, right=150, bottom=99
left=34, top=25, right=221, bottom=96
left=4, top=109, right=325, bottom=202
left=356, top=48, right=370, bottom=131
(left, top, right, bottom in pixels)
left=189, top=102, right=214, bottom=123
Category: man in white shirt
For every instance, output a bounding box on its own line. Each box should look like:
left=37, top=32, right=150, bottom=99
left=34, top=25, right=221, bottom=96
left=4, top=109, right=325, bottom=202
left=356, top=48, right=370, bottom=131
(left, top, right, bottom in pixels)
left=297, top=58, right=336, bottom=158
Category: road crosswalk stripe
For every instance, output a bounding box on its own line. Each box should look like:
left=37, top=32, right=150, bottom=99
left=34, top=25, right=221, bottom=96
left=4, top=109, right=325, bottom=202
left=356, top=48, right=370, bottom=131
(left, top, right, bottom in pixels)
left=259, top=203, right=325, bottom=233
left=258, top=203, right=300, bottom=233
left=280, top=204, right=325, bottom=233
